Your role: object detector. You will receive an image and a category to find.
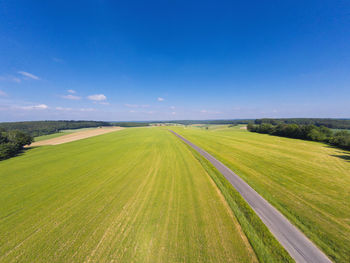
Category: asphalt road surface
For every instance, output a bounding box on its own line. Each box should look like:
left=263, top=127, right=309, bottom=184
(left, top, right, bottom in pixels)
left=170, top=130, right=332, bottom=263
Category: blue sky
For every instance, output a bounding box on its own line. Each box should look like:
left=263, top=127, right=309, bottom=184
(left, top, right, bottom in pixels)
left=0, top=0, right=349, bottom=121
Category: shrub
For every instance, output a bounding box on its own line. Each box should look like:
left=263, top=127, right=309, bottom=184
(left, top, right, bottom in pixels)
left=0, top=130, right=33, bottom=161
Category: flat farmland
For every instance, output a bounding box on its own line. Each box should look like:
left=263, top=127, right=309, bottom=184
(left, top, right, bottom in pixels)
left=172, top=125, right=350, bottom=263
left=0, top=128, right=258, bottom=263
left=31, top=127, right=123, bottom=146
left=34, top=132, right=73, bottom=142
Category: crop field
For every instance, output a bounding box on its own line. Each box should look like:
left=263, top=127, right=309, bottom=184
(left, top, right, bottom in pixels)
left=34, top=132, right=73, bottom=142
left=172, top=125, right=350, bottom=263
left=33, top=127, right=109, bottom=142
left=30, top=127, right=123, bottom=146
left=0, top=128, right=260, bottom=263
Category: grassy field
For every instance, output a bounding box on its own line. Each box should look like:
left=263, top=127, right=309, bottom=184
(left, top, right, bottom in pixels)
left=172, top=125, right=350, bottom=263
left=33, top=127, right=102, bottom=142
left=34, top=132, right=72, bottom=142
left=0, top=128, right=260, bottom=263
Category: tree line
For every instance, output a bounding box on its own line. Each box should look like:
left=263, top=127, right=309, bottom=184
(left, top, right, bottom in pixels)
left=111, top=122, right=152, bottom=127
left=0, top=121, right=112, bottom=137
left=247, top=123, right=350, bottom=150
left=0, top=129, right=33, bottom=160
left=255, top=118, right=350, bottom=129
left=111, top=120, right=254, bottom=126
left=163, top=119, right=253, bottom=125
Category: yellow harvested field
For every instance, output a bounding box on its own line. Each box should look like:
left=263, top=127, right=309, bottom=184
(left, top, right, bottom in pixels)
left=30, top=127, right=123, bottom=146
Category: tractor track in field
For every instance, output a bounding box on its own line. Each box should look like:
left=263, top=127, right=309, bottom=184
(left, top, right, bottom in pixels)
left=170, top=130, right=332, bottom=263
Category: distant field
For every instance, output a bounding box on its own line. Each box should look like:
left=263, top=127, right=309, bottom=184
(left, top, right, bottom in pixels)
left=172, top=126, right=350, bottom=263
left=0, top=128, right=259, bottom=262
left=31, top=127, right=123, bottom=146
left=34, top=132, right=72, bottom=142
left=34, top=127, right=107, bottom=142
left=58, top=127, right=103, bottom=133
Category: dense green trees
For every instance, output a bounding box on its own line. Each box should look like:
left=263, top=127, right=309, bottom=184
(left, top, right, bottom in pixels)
left=0, top=121, right=111, bottom=137
left=0, top=121, right=111, bottom=160
left=111, top=120, right=253, bottom=126
left=111, top=122, right=152, bottom=127
left=329, top=131, right=350, bottom=150
left=248, top=123, right=350, bottom=150
left=166, top=119, right=253, bottom=125
left=0, top=130, right=33, bottom=160
left=255, top=118, right=350, bottom=129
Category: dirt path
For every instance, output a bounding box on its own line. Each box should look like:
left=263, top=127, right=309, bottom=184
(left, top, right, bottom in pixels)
left=30, top=127, right=123, bottom=146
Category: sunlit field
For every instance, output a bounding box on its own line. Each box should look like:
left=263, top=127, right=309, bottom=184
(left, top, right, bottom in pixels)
left=1, top=128, right=259, bottom=263
left=172, top=125, right=350, bottom=263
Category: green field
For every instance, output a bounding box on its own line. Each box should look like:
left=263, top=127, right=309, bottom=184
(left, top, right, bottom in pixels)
left=34, top=132, right=72, bottom=142
left=0, top=128, right=262, bottom=262
left=172, top=125, right=350, bottom=263
left=34, top=127, right=101, bottom=142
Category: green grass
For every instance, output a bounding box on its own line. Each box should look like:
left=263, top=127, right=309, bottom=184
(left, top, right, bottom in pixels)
left=0, top=128, right=259, bottom=263
left=172, top=125, right=350, bottom=263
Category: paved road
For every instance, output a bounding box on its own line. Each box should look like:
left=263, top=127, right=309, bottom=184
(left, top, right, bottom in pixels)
left=170, top=130, right=332, bottom=263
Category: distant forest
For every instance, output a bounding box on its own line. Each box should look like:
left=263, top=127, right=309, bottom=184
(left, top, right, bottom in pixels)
left=111, top=119, right=253, bottom=127
left=255, top=118, right=350, bottom=129
left=111, top=122, right=152, bottom=127
left=160, top=119, right=253, bottom=125
left=0, top=121, right=111, bottom=137
left=248, top=123, right=350, bottom=150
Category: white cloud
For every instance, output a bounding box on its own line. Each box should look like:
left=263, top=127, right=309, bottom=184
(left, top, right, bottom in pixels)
left=87, top=94, right=107, bottom=101
left=67, top=89, right=76, bottom=94
left=18, top=71, right=40, bottom=80
left=171, top=111, right=176, bottom=115
left=200, top=109, right=207, bottom=113
left=32, top=104, right=48, bottom=110
left=61, top=94, right=81, bottom=100
left=19, top=104, right=48, bottom=110
left=170, top=106, right=176, bottom=110
left=157, top=97, right=164, bottom=102
left=0, top=90, right=6, bottom=97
